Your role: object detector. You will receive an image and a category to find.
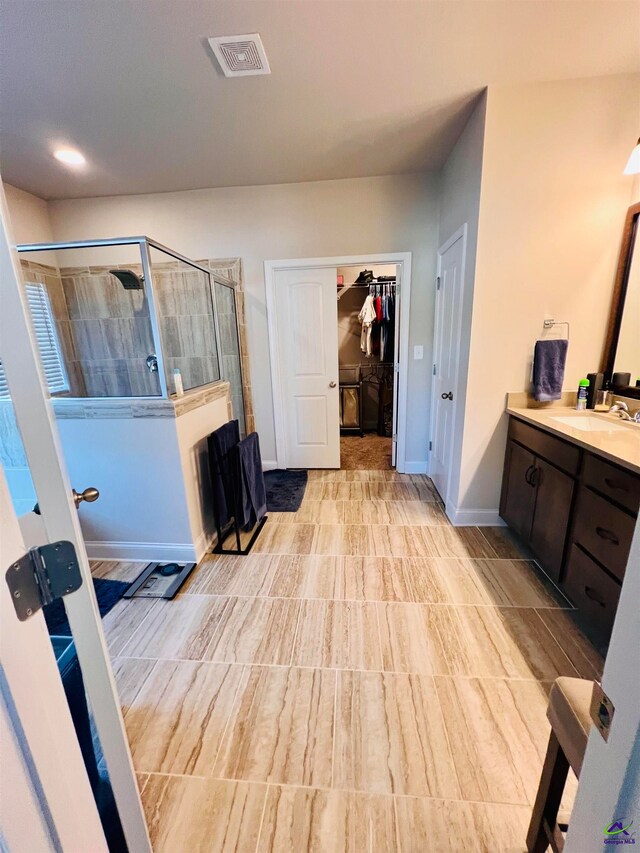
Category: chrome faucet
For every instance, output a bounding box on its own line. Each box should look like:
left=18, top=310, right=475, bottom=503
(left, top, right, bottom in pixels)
left=608, top=401, right=640, bottom=422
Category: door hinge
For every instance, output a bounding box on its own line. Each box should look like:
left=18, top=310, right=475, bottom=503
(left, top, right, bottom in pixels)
left=429, top=440, right=432, bottom=451
left=436, top=276, right=441, bottom=290
left=392, top=433, right=398, bottom=442
left=393, top=363, right=400, bottom=374
left=432, top=363, right=436, bottom=375
left=5, top=541, right=83, bottom=621
left=591, top=683, right=615, bottom=742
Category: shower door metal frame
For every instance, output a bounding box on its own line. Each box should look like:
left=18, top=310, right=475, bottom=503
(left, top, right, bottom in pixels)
left=16, top=236, right=248, bottom=423
left=17, top=236, right=169, bottom=398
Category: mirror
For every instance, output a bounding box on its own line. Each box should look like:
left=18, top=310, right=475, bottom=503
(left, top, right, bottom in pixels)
left=601, top=201, right=640, bottom=399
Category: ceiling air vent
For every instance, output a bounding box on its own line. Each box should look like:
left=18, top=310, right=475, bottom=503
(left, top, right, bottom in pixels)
left=208, top=33, right=271, bottom=77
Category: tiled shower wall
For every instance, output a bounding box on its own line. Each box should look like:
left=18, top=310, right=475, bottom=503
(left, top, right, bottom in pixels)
left=150, top=264, right=220, bottom=392
left=59, top=264, right=161, bottom=396
left=17, top=257, right=255, bottom=434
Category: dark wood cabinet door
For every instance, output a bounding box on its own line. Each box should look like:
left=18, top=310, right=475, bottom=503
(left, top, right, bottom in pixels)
left=500, top=441, right=536, bottom=540
left=530, top=458, right=574, bottom=581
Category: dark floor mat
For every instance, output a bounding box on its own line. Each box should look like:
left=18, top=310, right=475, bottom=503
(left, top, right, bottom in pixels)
left=264, top=469, right=308, bottom=512
left=44, top=577, right=129, bottom=636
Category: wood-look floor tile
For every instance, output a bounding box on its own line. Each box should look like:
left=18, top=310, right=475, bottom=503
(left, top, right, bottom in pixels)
left=372, top=525, right=431, bottom=557
left=142, top=773, right=266, bottom=853
left=101, top=598, right=157, bottom=656
left=313, top=524, right=374, bottom=556
left=292, top=600, right=382, bottom=670
left=377, top=603, right=449, bottom=674
left=124, top=660, right=243, bottom=774
left=111, top=656, right=157, bottom=708
left=213, top=666, right=336, bottom=787
left=436, top=605, right=578, bottom=679
left=412, top=557, right=563, bottom=607
left=270, top=500, right=345, bottom=524
left=435, top=676, right=550, bottom=804
left=420, top=526, right=498, bottom=559
left=121, top=596, right=228, bottom=660
left=342, top=499, right=397, bottom=524
left=334, top=670, right=460, bottom=798
left=91, top=559, right=145, bottom=582
left=304, top=483, right=327, bottom=500
left=342, top=556, right=413, bottom=601
left=395, top=797, right=531, bottom=852
left=478, top=526, right=534, bottom=559
left=253, top=523, right=316, bottom=554
left=184, top=554, right=279, bottom=596
left=268, top=555, right=342, bottom=599
left=394, top=500, right=449, bottom=525
left=257, top=785, right=398, bottom=853
left=205, top=597, right=301, bottom=665
left=536, top=608, right=605, bottom=679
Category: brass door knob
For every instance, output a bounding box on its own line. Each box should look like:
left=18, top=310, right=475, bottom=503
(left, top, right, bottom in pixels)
left=73, top=487, right=100, bottom=508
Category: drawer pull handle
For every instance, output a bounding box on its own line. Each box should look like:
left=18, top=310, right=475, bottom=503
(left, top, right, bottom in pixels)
left=525, top=465, right=535, bottom=486
left=596, top=527, right=619, bottom=546
left=584, top=585, right=606, bottom=608
left=604, top=477, right=628, bottom=493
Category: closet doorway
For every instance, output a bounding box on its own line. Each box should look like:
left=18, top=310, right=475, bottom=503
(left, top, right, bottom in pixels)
left=337, top=263, right=399, bottom=470
left=265, top=253, right=412, bottom=473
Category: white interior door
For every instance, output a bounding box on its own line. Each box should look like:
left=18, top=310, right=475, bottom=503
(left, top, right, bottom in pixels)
left=274, top=267, right=340, bottom=468
left=430, top=230, right=465, bottom=501
left=0, top=182, right=151, bottom=852
left=0, top=465, right=107, bottom=853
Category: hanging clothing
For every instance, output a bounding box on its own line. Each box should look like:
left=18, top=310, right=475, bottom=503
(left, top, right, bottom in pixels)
left=358, top=294, right=376, bottom=357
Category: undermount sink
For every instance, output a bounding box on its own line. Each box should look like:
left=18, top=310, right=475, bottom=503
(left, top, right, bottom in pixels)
left=550, top=415, right=631, bottom=432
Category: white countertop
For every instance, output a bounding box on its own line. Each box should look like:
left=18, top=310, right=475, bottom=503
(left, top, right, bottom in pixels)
left=505, top=405, right=640, bottom=474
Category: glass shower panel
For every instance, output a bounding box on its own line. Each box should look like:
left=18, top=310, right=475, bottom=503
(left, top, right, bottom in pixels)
left=148, top=247, right=220, bottom=393
left=214, top=280, right=246, bottom=436
left=16, top=244, right=161, bottom=397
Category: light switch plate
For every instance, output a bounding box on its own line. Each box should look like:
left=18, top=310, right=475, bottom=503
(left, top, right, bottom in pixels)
left=414, top=345, right=424, bottom=360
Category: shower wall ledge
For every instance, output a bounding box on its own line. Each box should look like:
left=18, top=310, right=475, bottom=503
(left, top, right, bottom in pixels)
left=52, top=380, right=231, bottom=420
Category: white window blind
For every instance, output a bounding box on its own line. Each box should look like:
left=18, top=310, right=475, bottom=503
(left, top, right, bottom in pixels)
left=0, top=283, right=69, bottom=399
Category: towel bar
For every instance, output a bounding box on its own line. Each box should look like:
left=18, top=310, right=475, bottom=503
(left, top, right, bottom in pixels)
left=543, top=319, right=570, bottom=339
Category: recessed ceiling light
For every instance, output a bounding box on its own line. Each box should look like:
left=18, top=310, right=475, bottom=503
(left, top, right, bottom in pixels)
left=53, top=148, right=86, bottom=166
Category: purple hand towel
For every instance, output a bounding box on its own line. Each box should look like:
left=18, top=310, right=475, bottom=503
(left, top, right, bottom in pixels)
left=533, top=339, right=569, bottom=402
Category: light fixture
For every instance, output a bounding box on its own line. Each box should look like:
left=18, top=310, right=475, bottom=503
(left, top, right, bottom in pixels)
left=623, top=137, right=640, bottom=175
left=53, top=148, right=86, bottom=167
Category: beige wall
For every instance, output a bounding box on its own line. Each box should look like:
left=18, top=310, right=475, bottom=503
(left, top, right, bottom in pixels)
left=45, top=175, right=441, bottom=467
left=455, top=73, right=640, bottom=515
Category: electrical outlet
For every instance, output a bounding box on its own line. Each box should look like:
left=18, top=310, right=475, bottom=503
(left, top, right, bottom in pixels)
left=414, top=345, right=424, bottom=360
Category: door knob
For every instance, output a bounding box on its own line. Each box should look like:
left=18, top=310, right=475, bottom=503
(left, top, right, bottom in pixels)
left=73, top=486, right=100, bottom=508
left=329, top=381, right=337, bottom=388
left=441, top=391, right=453, bottom=400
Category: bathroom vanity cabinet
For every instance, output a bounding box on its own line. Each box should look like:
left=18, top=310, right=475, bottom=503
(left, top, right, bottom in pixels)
left=500, top=414, right=640, bottom=646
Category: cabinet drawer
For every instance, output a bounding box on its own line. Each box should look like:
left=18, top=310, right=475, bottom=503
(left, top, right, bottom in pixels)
left=562, top=544, right=621, bottom=642
left=582, top=453, right=640, bottom=516
left=509, top=418, right=580, bottom=476
left=572, top=487, right=635, bottom=582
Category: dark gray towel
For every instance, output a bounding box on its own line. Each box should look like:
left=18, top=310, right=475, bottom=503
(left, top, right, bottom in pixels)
left=533, top=339, right=568, bottom=401
left=234, top=432, right=267, bottom=531
left=208, top=419, right=240, bottom=529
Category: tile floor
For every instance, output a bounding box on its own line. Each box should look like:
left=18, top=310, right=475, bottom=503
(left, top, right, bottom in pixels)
left=96, top=469, right=604, bottom=852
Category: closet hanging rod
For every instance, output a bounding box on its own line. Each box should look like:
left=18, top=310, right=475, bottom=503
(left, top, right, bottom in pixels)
left=338, top=282, right=397, bottom=288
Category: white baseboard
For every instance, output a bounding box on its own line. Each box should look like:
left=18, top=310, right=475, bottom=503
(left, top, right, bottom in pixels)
left=403, top=461, right=428, bottom=474
left=84, top=540, right=198, bottom=562
left=444, top=502, right=506, bottom=527
left=262, top=460, right=278, bottom=471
